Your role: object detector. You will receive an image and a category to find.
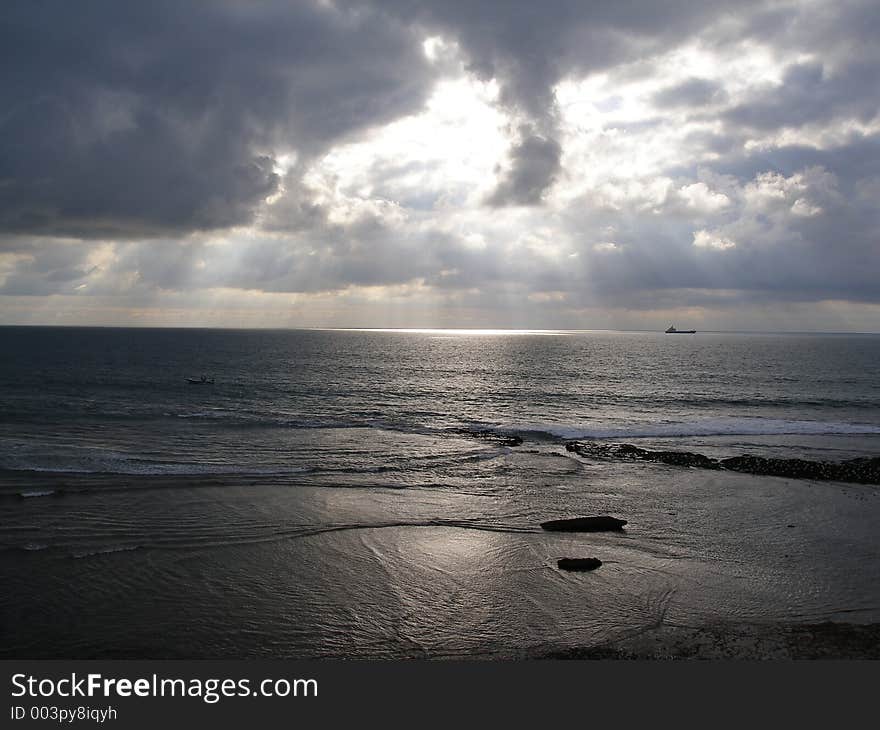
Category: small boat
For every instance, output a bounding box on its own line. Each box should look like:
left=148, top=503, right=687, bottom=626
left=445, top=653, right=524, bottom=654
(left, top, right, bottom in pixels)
left=187, top=375, right=215, bottom=384
left=665, top=324, right=696, bottom=334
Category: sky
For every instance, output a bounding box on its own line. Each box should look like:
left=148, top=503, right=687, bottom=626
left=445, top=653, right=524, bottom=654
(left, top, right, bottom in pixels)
left=1, top=0, right=879, bottom=331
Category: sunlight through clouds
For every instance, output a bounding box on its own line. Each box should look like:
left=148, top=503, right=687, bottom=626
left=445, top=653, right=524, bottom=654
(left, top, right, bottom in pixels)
left=1, top=1, right=878, bottom=331
left=296, top=75, right=508, bottom=215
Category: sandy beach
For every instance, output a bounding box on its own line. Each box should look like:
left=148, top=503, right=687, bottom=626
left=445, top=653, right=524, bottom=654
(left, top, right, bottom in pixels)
left=4, top=441, right=879, bottom=659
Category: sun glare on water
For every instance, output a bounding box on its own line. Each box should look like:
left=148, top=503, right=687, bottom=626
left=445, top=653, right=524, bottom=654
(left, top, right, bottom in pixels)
left=329, top=328, right=574, bottom=336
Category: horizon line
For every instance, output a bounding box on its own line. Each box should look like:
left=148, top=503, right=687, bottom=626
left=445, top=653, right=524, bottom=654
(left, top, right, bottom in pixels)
left=1, top=323, right=878, bottom=336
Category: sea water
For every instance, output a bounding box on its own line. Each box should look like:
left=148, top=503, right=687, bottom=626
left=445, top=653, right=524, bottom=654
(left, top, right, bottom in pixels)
left=1, top=327, right=879, bottom=657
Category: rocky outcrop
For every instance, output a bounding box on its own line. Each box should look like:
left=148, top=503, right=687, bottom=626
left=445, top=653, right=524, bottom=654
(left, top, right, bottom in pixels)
left=540, top=516, right=627, bottom=532
left=719, top=455, right=880, bottom=483
left=557, top=557, right=602, bottom=571
left=567, top=441, right=720, bottom=469
left=453, top=427, right=523, bottom=447
left=565, top=441, right=880, bottom=485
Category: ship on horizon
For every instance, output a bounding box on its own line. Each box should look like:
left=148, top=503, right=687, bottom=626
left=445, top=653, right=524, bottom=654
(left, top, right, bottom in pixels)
left=665, top=324, right=696, bottom=334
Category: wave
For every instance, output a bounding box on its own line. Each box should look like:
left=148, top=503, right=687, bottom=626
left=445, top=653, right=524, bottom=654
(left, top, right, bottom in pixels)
left=0, top=436, right=321, bottom=477
left=0, top=451, right=508, bottom=479
left=481, top=417, right=880, bottom=441
left=0, top=427, right=505, bottom=477
left=5, top=462, right=315, bottom=477
left=616, top=394, right=878, bottom=410
left=160, top=413, right=880, bottom=444
left=3, top=415, right=877, bottom=478
left=71, top=545, right=141, bottom=559
left=171, top=411, right=369, bottom=429
left=6, top=404, right=395, bottom=431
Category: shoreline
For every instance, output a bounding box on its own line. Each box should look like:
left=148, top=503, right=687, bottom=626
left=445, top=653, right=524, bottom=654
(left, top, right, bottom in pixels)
left=3, top=461, right=879, bottom=660
left=535, top=622, right=880, bottom=660
left=4, top=621, right=878, bottom=660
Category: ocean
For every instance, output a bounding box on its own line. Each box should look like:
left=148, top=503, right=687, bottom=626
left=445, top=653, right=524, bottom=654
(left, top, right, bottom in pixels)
left=2, top=326, right=879, bottom=658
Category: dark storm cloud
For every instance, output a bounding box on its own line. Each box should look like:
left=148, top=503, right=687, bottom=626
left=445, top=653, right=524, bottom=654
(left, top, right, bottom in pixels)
left=2, top=0, right=880, bottom=321
left=0, top=240, right=97, bottom=296
left=723, top=60, right=880, bottom=131
left=0, top=0, right=434, bottom=238
left=366, top=0, right=765, bottom=104
left=354, top=0, right=766, bottom=204
left=487, top=131, right=562, bottom=206
left=260, top=166, right=328, bottom=234
left=0, top=0, right=791, bottom=235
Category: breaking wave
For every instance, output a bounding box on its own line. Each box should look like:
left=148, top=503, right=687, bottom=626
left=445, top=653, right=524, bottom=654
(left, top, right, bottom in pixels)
left=476, top=417, right=880, bottom=442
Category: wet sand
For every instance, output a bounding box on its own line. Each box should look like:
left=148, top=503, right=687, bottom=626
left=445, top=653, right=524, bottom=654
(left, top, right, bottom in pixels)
left=539, top=622, right=880, bottom=659
left=2, top=455, right=879, bottom=660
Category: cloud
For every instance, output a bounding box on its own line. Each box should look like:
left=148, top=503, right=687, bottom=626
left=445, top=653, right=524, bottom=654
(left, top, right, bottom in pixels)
left=1, top=0, right=880, bottom=329
left=723, top=60, right=880, bottom=132
left=692, top=229, right=736, bottom=250
left=486, top=131, right=562, bottom=206
left=677, top=182, right=731, bottom=213
left=652, top=78, right=728, bottom=108
left=0, top=1, right=435, bottom=238
left=353, top=0, right=768, bottom=206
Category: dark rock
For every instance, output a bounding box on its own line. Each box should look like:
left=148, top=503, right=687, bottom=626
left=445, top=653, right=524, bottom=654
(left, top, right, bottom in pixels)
left=615, top=443, right=646, bottom=457
left=564, top=440, right=880, bottom=486
left=453, top=427, right=522, bottom=447
left=557, top=557, right=602, bottom=571
left=540, top=516, right=627, bottom=532
left=653, top=450, right=720, bottom=469
left=827, top=456, right=880, bottom=484
left=565, top=441, right=617, bottom=458
left=719, top=455, right=880, bottom=484
left=719, top=455, right=820, bottom=479
left=566, top=441, right=719, bottom=469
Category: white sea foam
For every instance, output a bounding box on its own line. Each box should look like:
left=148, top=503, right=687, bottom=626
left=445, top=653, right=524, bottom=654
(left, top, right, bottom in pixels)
left=496, top=417, right=880, bottom=441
